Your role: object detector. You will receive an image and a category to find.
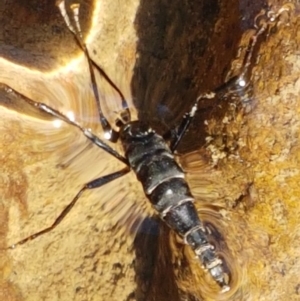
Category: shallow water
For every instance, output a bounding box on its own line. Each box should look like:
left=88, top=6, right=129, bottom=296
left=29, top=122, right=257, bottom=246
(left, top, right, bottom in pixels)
left=0, top=1, right=300, bottom=301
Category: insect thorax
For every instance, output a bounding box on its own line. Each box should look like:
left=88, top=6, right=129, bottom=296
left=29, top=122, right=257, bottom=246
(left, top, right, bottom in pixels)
left=119, top=121, right=193, bottom=212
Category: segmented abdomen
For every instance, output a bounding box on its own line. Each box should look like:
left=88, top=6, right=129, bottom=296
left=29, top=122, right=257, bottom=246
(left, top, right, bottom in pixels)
left=121, top=123, right=229, bottom=290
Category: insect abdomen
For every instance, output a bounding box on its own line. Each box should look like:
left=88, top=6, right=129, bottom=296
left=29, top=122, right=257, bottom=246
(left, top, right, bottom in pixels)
left=120, top=122, right=229, bottom=290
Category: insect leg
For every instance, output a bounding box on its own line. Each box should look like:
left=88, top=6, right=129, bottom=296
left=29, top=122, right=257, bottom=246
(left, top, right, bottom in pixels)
left=8, top=167, right=130, bottom=249
left=1, top=83, right=129, bottom=165
left=168, top=97, right=199, bottom=152
left=57, top=0, right=131, bottom=142
left=168, top=92, right=218, bottom=152
left=167, top=23, right=260, bottom=153
left=168, top=7, right=285, bottom=153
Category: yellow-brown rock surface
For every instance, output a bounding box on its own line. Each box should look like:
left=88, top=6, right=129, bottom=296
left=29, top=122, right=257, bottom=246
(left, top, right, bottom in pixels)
left=0, top=1, right=299, bottom=301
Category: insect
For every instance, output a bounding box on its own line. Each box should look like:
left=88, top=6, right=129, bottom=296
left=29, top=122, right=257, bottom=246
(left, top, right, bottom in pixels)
left=2, top=0, right=290, bottom=295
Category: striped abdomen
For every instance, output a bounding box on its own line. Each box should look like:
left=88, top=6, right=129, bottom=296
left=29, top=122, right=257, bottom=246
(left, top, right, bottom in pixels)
left=119, top=121, right=229, bottom=291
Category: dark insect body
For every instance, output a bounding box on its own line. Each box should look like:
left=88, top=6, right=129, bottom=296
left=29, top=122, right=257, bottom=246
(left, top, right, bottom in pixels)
left=3, top=0, right=290, bottom=294
left=120, top=121, right=230, bottom=290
